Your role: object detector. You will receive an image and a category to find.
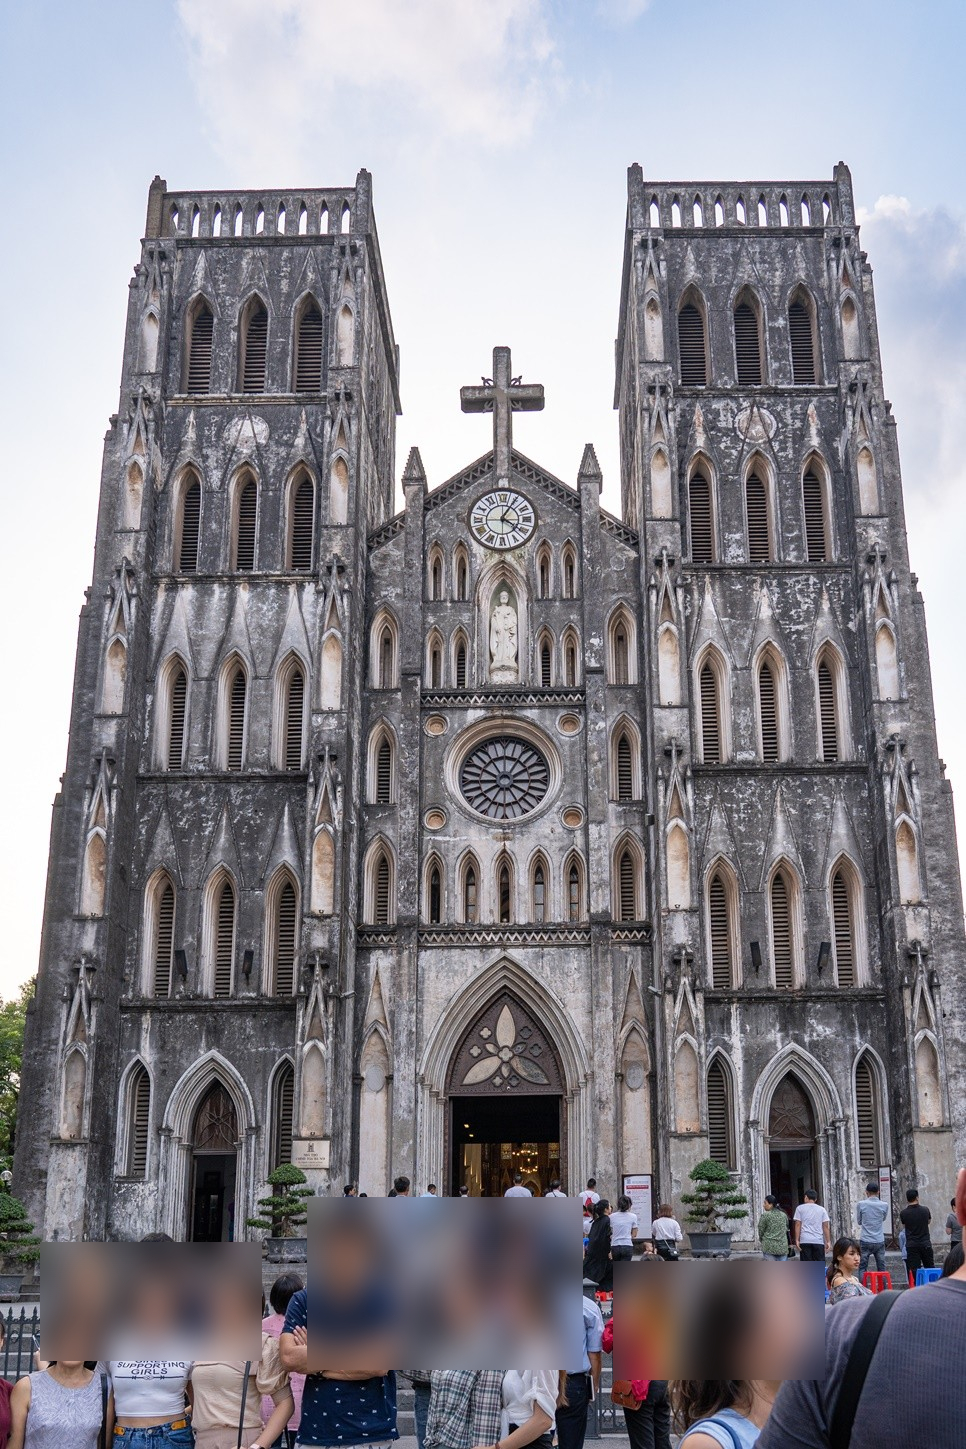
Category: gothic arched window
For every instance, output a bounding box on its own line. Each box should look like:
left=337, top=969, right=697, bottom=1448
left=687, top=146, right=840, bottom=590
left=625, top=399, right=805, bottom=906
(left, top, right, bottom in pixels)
left=233, top=475, right=258, bottom=571
left=185, top=300, right=213, bottom=393
left=734, top=290, right=764, bottom=386
left=211, top=876, right=236, bottom=998
left=176, top=475, right=201, bottom=573
left=271, top=1061, right=295, bottom=1169
left=125, top=1064, right=151, bottom=1178
left=788, top=289, right=819, bottom=384
left=678, top=296, right=708, bottom=386
left=531, top=858, right=547, bottom=923
left=758, top=658, right=779, bottom=763
left=289, top=474, right=315, bottom=571
left=240, top=300, right=268, bottom=392
left=427, top=860, right=442, bottom=924
left=166, top=664, right=188, bottom=770
left=148, top=875, right=175, bottom=998
left=816, top=646, right=847, bottom=761
left=497, top=858, right=513, bottom=924
left=745, top=469, right=772, bottom=563
left=830, top=863, right=860, bottom=987
left=462, top=859, right=479, bottom=924
left=707, top=867, right=736, bottom=989
left=294, top=299, right=324, bottom=392
left=225, top=663, right=248, bottom=771
left=282, top=664, right=305, bottom=770
left=854, top=1054, right=882, bottom=1167
left=802, top=466, right=829, bottom=562
left=769, top=866, right=799, bottom=988
left=270, top=875, right=298, bottom=995
left=697, top=651, right=727, bottom=763
left=566, top=856, right=583, bottom=922
left=688, top=468, right=715, bottom=563
left=707, top=1057, right=735, bottom=1168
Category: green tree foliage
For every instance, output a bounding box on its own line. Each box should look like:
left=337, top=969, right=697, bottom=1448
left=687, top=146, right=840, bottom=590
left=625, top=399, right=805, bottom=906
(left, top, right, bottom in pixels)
left=680, top=1158, right=749, bottom=1232
left=0, top=1192, right=40, bottom=1265
left=0, top=980, right=35, bottom=1173
left=246, top=1164, right=314, bottom=1237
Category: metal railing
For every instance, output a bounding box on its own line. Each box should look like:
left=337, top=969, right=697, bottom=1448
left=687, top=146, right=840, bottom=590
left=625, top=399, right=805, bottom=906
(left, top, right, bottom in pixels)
left=0, top=1307, right=39, bottom=1380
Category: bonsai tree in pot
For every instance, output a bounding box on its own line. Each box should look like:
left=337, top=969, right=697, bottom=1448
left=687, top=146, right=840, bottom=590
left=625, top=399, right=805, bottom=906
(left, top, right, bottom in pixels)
left=0, top=1191, right=41, bottom=1295
left=246, top=1164, right=313, bottom=1259
left=681, top=1158, right=748, bottom=1258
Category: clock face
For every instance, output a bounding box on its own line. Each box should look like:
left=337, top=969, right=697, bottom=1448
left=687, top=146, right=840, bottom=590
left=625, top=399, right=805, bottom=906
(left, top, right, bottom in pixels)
left=469, top=489, right=536, bottom=550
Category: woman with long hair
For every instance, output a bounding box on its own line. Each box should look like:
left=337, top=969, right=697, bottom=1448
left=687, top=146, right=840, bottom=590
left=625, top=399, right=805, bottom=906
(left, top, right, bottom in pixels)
left=671, top=1380, right=781, bottom=1448
left=826, top=1237, right=872, bottom=1304
left=609, top=1196, right=639, bottom=1264
left=583, top=1200, right=613, bottom=1291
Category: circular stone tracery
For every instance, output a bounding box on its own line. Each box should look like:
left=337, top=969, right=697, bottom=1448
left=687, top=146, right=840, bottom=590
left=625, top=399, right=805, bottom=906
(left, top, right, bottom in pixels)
left=459, top=736, right=550, bottom=820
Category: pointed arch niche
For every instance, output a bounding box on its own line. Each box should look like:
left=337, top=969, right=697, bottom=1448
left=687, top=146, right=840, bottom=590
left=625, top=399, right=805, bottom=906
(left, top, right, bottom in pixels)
left=419, top=957, right=591, bottom=1199
left=476, top=562, right=528, bottom=685
left=619, top=1014, right=652, bottom=1174
left=158, top=1052, right=256, bottom=1240
left=750, top=1047, right=846, bottom=1220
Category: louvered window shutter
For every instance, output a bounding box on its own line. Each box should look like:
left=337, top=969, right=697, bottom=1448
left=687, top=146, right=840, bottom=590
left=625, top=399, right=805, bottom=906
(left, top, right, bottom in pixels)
left=734, top=302, right=763, bottom=386
left=464, top=866, right=478, bottom=923
left=295, top=304, right=324, bottom=392
left=709, top=874, right=732, bottom=989
left=832, top=870, right=855, bottom=986
left=771, top=873, right=793, bottom=987
left=614, top=628, right=629, bottom=685
left=273, top=1065, right=294, bottom=1167
left=533, top=864, right=546, bottom=922
left=374, top=855, right=391, bottom=924
left=129, top=1067, right=150, bottom=1178
left=380, top=631, right=394, bottom=688
left=187, top=306, right=213, bottom=393
left=788, top=300, right=816, bottom=384
left=758, top=661, right=779, bottom=762
left=499, top=864, right=512, bottom=923
left=689, top=473, right=714, bottom=562
left=855, top=1058, right=878, bottom=1166
left=818, top=658, right=838, bottom=760
left=227, top=669, right=246, bottom=770
left=707, top=1060, right=732, bottom=1166
left=242, top=307, right=268, bottom=392
left=168, top=669, right=187, bottom=769
left=153, top=883, right=174, bottom=997
left=429, top=866, right=441, bottom=924
left=213, top=882, right=235, bottom=997
left=290, top=478, right=314, bottom=570
left=616, top=734, right=633, bottom=800
left=568, top=863, right=581, bottom=921
left=455, top=644, right=467, bottom=689
left=700, top=663, right=721, bottom=763
left=746, top=473, right=770, bottom=562
left=178, top=482, right=201, bottom=572
left=802, top=471, right=827, bottom=562
left=376, top=738, right=392, bottom=802
left=235, top=481, right=257, bottom=570
left=274, top=881, right=297, bottom=994
left=619, top=851, right=636, bottom=921
left=285, top=669, right=304, bottom=770
left=541, top=642, right=552, bottom=687
left=678, top=303, right=707, bottom=386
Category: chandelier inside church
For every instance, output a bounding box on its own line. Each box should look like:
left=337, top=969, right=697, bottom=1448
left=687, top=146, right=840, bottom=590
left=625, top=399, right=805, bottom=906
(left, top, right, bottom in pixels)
left=459, top=737, right=551, bottom=820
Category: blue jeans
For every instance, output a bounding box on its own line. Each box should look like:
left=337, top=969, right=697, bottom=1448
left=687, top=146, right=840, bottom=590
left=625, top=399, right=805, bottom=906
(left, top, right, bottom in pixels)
left=859, top=1242, right=886, bottom=1274
left=413, top=1380, right=431, bottom=1449
left=556, top=1371, right=591, bottom=1449
left=113, top=1427, right=194, bottom=1448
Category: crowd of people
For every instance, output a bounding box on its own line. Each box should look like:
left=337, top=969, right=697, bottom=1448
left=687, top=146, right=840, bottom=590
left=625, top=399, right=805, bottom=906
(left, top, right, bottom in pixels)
left=0, top=1170, right=960, bottom=1448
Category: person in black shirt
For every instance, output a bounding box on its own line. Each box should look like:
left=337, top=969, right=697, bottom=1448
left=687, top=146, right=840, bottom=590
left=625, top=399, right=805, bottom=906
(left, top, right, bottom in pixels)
left=899, top=1187, right=934, bottom=1282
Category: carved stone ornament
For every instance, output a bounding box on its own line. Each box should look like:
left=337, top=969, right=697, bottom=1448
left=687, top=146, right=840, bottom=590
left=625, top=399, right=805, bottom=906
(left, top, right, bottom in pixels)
left=734, top=404, right=778, bottom=442
left=448, top=993, right=563, bottom=1095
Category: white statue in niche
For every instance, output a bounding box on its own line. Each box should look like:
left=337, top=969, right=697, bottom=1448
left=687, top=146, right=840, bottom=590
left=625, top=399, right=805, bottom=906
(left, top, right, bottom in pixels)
left=489, top=589, right=518, bottom=681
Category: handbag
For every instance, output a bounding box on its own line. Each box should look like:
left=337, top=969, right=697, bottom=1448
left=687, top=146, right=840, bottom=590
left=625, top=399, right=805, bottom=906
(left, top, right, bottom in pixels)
left=236, top=1360, right=252, bottom=1449
left=99, top=1371, right=109, bottom=1449
left=611, top=1380, right=645, bottom=1410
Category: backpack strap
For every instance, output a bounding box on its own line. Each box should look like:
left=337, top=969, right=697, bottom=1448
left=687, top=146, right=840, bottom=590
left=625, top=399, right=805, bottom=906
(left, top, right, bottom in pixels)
left=236, top=1360, right=252, bottom=1449
left=99, top=1371, right=109, bottom=1449
left=829, top=1290, right=902, bottom=1449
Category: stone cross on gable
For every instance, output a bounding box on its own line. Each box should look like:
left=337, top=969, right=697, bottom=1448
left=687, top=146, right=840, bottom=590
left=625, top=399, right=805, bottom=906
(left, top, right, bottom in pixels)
left=460, top=345, right=544, bottom=480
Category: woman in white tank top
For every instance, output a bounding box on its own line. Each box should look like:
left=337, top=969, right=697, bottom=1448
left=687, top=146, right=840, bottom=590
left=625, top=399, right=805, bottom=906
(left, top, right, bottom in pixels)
left=8, top=1360, right=112, bottom=1449
left=108, top=1361, right=194, bottom=1447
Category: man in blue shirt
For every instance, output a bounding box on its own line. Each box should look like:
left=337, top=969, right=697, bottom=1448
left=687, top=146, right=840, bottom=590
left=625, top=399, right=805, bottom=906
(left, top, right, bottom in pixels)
left=856, top=1182, right=890, bottom=1275
left=280, top=1284, right=397, bottom=1448
left=555, top=1281, right=604, bottom=1449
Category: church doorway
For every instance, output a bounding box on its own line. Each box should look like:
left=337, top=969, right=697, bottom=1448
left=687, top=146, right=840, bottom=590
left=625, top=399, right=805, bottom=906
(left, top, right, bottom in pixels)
left=767, top=1073, right=819, bottom=1220
left=445, top=991, right=564, bottom=1197
left=188, top=1081, right=239, bottom=1240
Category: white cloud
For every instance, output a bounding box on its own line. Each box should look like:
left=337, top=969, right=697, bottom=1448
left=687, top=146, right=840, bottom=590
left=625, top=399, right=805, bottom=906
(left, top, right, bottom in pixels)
left=596, top=0, right=653, bottom=20
left=857, top=195, right=966, bottom=806
left=177, top=0, right=558, bottom=168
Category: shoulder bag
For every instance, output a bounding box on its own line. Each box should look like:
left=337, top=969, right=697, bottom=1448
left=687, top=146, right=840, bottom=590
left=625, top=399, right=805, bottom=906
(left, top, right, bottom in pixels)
left=99, top=1371, right=109, bottom=1449
left=610, top=1380, right=644, bottom=1411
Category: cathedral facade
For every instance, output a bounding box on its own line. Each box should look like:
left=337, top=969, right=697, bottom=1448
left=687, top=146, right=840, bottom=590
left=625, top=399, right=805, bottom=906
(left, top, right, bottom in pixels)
left=15, top=164, right=966, bottom=1243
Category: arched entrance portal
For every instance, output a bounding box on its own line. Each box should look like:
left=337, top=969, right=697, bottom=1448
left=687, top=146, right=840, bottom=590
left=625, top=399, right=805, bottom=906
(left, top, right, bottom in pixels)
left=189, top=1082, right=238, bottom=1240
left=768, top=1073, right=819, bottom=1219
left=447, top=992, right=564, bottom=1196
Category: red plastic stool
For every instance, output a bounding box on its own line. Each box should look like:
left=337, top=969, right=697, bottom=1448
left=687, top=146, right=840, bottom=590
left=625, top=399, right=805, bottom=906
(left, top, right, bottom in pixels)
left=861, top=1271, right=892, bottom=1293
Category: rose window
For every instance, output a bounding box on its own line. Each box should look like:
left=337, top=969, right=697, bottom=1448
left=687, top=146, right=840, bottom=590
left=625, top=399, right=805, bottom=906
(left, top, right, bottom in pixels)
left=459, top=737, right=550, bottom=820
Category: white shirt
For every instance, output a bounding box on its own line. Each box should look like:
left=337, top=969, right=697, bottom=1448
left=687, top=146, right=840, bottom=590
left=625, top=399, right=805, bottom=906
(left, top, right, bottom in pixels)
left=652, top=1215, right=683, bottom=1242
left=501, top=1369, right=558, bottom=1432
left=109, top=1361, right=193, bottom=1419
left=794, top=1201, right=830, bottom=1244
left=505, top=1184, right=532, bottom=1197
left=582, top=1191, right=601, bottom=1209
left=545, top=1189, right=567, bottom=1198
left=609, top=1210, right=639, bottom=1246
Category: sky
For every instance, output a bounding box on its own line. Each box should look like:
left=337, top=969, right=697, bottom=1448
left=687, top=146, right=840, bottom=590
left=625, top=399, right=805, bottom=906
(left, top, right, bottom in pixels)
left=1, top=0, right=965, bottom=999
